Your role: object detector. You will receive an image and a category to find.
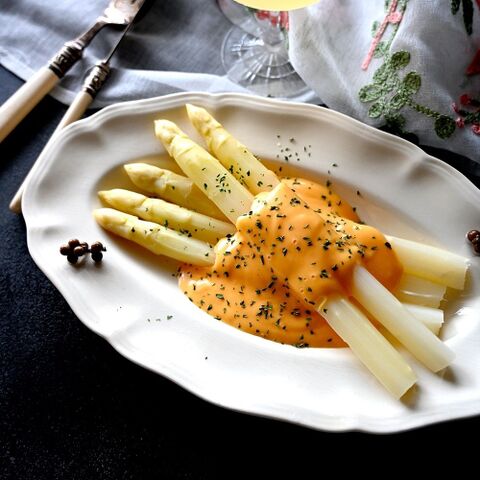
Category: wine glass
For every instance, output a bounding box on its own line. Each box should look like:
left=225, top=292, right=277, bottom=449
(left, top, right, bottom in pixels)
left=218, top=0, right=318, bottom=99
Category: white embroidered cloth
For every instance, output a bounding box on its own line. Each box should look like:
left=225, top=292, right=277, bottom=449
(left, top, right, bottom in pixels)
left=289, top=0, right=480, bottom=161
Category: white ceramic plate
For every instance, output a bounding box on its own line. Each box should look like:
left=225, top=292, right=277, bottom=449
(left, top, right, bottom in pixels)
left=23, top=92, right=480, bottom=433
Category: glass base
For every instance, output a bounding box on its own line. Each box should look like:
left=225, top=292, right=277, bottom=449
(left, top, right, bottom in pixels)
left=221, top=26, right=310, bottom=99
left=217, top=0, right=261, bottom=36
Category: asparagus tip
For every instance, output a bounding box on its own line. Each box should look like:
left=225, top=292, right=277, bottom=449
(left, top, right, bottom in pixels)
left=93, top=207, right=130, bottom=229
left=186, top=103, right=218, bottom=134
left=97, top=190, right=109, bottom=202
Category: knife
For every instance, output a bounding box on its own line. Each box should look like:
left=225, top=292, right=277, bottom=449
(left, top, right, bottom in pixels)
left=0, top=0, right=147, bottom=144
left=9, top=13, right=143, bottom=214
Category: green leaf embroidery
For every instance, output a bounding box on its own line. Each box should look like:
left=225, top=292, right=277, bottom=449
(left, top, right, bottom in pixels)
left=359, top=84, right=383, bottom=102
left=463, top=111, right=480, bottom=124
left=401, top=72, right=421, bottom=95
left=372, top=62, right=391, bottom=83
left=383, top=72, right=399, bottom=92
left=434, top=116, right=457, bottom=139
left=389, top=93, right=408, bottom=111
left=381, top=114, right=418, bottom=141
left=390, top=51, right=410, bottom=70
left=359, top=50, right=456, bottom=139
left=373, top=62, right=400, bottom=91
left=359, top=1, right=457, bottom=140
left=373, top=41, right=388, bottom=58
left=385, top=114, right=406, bottom=131
left=368, top=102, right=384, bottom=118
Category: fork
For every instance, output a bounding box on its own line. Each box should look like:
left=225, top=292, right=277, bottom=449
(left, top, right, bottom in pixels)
left=0, top=0, right=145, bottom=144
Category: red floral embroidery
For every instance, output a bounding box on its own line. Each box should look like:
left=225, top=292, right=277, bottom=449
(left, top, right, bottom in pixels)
left=452, top=94, right=480, bottom=135
left=255, top=10, right=289, bottom=30
left=466, top=49, right=480, bottom=75
left=362, top=0, right=403, bottom=70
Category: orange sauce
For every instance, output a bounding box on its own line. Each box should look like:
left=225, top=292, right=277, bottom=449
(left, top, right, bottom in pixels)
left=178, top=178, right=403, bottom=348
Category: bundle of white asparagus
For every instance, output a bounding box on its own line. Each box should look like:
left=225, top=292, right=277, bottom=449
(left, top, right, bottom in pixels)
left=94, top=104, right=469, bottom=398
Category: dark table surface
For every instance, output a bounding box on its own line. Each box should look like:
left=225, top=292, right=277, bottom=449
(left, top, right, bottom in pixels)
left=1, top=64, right=480, bottom=478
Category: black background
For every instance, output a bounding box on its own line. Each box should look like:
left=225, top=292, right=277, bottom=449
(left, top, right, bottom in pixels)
left=1, top=65, right=480, bottom=479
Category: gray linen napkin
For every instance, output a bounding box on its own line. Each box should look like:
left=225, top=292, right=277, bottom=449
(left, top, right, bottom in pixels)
left=0, top=0, right=249, bottom=106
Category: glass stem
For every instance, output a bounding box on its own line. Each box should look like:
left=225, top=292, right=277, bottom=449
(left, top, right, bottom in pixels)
left=254, top=11, right=287, bottom=53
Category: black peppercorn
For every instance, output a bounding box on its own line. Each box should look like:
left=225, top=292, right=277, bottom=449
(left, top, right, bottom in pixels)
left=90, top=241, right=104, bottom=253
left=61, top=239, right=105, bottom=264
left=73, top=246, right=86, bottom=257
left=68, top=239, right=80, bottom=249
left=91, top=251, right=103, bottom=263
left=67, top=254, right=78, bottom=264
left=472, top=235, right=480, bottom=249
left=467, top=230, right=480, bottom=242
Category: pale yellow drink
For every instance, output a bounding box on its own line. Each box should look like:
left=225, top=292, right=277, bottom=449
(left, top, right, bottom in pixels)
left=234, top=0, right=318, bottom=11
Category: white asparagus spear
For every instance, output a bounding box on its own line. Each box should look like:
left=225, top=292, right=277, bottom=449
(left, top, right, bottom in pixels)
left=123, top=163, right=227, bottom=221
left=394, top=274, right=446, bottom=308
left=323, top=297, right=416, bottom=398
left=403, top=304, right=444, bottom=335
left=154, top=120, right=254, bottom=223
left=386, top=235, right=468, bottom=290
left=93, top=208, right=214, bottom=266
left=352, top=265, right=454, bottom=372
left=98, top=189, right=235, bottom=245
left=186, top=103, right=280, bottom=194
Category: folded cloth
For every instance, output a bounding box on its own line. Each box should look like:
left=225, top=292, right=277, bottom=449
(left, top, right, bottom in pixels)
left=289, top=0, right=480, bottom=162
left=0, top=0, right=250, bottom=107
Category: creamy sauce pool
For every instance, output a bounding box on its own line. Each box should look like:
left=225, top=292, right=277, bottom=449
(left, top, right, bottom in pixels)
left=179, top=178, right=403, bottom=348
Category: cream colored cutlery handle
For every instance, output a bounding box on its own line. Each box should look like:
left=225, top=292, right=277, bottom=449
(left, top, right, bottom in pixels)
left=57, top=91, right=94, bottom=130
left=9, top=90, right=94, bottom=214
left=0, top=67, right=59, bottom=143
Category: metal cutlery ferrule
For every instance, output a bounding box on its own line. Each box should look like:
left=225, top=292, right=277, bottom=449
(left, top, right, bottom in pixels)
left=48, top=0, right=145, bottom=79
left=48, top=39, right=85, bottom=78
left=83, top=62, right=111, bottom=98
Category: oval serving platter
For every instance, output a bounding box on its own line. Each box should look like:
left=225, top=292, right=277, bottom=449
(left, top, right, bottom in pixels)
left=23, top=92, right=480, bottom=433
